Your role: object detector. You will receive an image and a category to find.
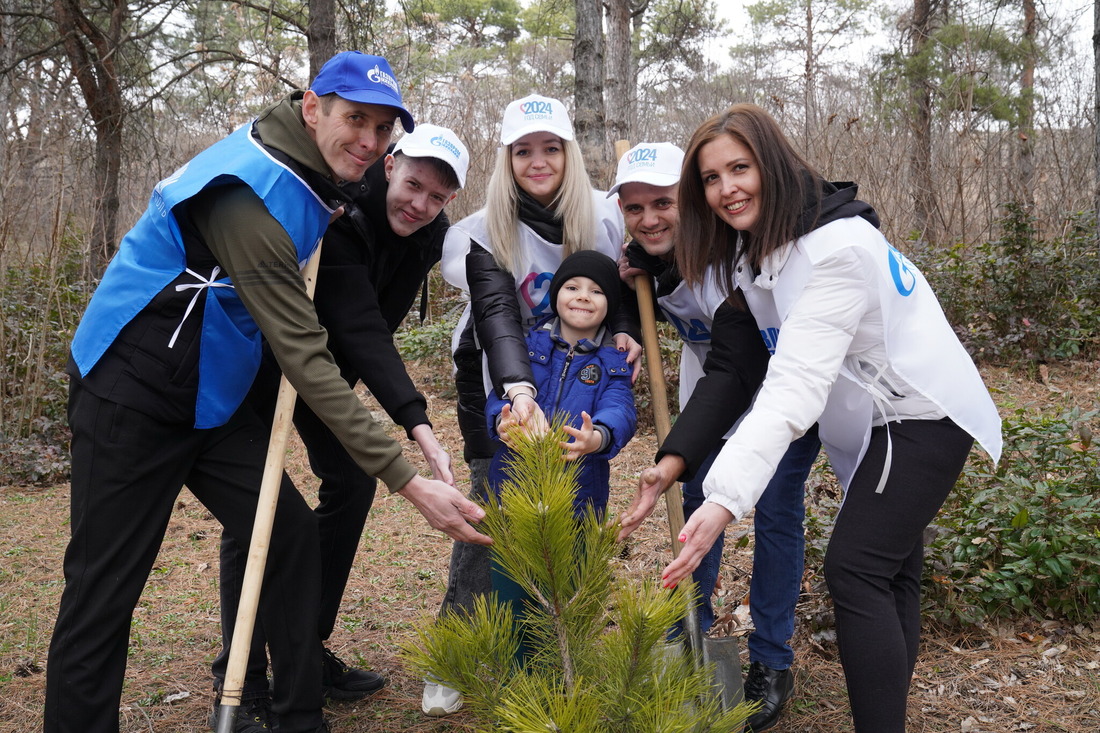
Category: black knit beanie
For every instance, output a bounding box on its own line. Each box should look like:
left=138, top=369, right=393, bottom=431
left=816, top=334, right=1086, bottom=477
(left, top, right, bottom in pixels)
left=549, top=250, right=621, bottom=323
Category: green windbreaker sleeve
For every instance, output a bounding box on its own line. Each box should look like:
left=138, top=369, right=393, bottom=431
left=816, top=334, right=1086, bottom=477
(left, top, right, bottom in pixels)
left=191, top=184, right=417, bottom=492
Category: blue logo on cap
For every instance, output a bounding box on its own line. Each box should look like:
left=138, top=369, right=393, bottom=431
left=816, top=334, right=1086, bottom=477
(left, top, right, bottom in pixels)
left=431, top=135, right=462, bottom=159
left=521, top=100, right=554, bottom=118
left=627, top=147, right=659, bottom=169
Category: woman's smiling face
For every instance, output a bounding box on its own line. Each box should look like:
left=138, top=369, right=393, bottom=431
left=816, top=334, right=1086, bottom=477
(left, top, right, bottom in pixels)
left=510, top=133, right=565, bottom=207
left=698, top=133, right=761, bottom=234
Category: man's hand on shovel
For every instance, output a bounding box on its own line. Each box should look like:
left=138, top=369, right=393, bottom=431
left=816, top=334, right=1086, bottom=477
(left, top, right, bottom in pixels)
left=398, top=474, right=493, bottom=545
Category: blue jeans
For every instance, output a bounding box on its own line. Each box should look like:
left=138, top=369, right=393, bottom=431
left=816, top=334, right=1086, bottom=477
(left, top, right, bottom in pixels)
left=679, top=428, right=820, bottom=670
left=748, top=428, right=820, bottom=669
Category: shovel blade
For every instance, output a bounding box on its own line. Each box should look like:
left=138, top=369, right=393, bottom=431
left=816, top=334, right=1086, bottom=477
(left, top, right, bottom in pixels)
left=703, top=635, right=744, bottom=717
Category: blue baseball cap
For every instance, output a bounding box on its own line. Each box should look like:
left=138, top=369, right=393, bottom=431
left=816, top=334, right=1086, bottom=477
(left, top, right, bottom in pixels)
left=310, top=51, right=415, bottom=132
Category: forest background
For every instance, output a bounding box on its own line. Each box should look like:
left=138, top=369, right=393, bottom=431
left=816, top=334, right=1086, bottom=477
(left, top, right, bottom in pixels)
left=1, top=0, right=1099, bottom=731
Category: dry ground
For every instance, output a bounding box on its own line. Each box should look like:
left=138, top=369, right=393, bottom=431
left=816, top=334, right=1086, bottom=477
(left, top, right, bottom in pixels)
left=1, top=359, right=1098, bottom=732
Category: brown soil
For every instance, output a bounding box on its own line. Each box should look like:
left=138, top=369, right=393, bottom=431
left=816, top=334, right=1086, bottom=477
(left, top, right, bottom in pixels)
left=1, top=359, right=1097, bottom=732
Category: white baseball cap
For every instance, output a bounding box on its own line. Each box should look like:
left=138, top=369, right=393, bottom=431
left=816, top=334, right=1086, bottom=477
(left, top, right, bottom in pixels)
left=392, top=123, right=470, bottom=188
left=607, top=142, right=685, bottom=197
left=500, top=94, right=574, bottom=146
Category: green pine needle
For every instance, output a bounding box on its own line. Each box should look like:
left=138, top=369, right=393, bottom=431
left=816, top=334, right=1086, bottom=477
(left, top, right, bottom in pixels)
left=400, top=418, right=756, bottom=731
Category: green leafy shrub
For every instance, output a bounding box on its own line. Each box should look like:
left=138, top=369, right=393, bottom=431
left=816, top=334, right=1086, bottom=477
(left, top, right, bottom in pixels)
left=923, top=408, right=1100, bottom=626
left=395, top=311, right=459, bottom=362
left=1, top=235, right=89, bottom=486
left=914, top=205, right=1100, bottom=363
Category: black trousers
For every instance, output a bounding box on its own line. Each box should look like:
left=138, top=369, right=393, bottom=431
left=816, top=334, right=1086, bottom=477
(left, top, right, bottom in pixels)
left=212, top=398, right=377, bottom=687
left=823, top=418, right=973, bottom=733
left=45, top=381, right=324, bottom=733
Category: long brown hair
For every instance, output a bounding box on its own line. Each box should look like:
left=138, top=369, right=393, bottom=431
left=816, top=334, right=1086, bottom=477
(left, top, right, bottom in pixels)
left=676, top=104, right=821, bottom=297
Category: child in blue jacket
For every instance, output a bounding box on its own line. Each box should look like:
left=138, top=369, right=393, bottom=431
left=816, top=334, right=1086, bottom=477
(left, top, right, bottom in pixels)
left=484, top=250, right=636, bottom=663
left=485, top=250, right=637, bottom=519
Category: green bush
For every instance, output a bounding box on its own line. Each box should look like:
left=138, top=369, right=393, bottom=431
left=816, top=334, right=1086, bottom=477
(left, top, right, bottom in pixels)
left=914, top=205, right=1100, bottom=363
left=394, top=309, right=459, bottom=364
left=923, top=408, right=1100, bottom=626
left=1, top=236, right=89, bottom=486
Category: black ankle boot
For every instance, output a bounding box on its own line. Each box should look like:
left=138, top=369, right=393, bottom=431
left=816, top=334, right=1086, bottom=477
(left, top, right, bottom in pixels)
left=743, top=661, right=794, bottom=732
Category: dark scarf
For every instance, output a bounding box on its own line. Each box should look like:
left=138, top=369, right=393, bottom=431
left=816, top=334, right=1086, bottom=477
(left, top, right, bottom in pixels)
left=517, top=189, right=565, bottom=244
left=795, top=177, right=880, bottom=238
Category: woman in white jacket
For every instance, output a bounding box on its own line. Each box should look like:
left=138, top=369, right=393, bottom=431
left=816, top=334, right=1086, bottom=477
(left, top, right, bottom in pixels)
left=619, top=104, right=1001, bottom=732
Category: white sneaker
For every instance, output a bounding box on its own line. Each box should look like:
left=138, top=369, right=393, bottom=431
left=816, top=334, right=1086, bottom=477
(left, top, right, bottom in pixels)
left=421, top=679, right=463, bottom=716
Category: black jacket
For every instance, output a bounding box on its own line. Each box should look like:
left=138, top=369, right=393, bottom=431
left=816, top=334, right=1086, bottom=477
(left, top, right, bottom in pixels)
left=249, top=148, right=448, bottom=438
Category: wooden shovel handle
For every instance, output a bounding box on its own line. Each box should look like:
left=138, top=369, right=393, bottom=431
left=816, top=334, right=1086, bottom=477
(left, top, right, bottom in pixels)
left=219, top=242, right=324, bottom=714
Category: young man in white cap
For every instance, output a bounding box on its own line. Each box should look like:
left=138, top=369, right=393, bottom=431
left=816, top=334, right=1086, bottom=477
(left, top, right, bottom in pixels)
left=614, top=142, right=820, bottom=733
left=212, top=122, right=471, bottom=721
left=46, top=51, right=488, bottom=733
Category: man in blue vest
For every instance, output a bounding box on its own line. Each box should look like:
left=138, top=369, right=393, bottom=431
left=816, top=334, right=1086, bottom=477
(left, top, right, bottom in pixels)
left=212, top=123, right=471, bottom=718
left=44, top=51, right=489, bottom=733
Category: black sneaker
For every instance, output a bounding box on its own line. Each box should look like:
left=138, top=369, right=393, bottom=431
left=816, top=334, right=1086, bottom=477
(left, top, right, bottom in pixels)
left=208, top=688, right=274, bottom=732
left=321, top=646, right=386, bottom=701
left=743, top=661, right=794, bottom=732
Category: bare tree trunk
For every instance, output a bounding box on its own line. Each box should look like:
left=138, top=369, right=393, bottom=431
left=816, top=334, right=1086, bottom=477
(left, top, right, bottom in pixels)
left=803, top=0, right=815, bottom=147
left=908, top=0, right=937, bottom=247
left=574, top=0, right=608, bottom=179
left=1017, top=0, right=1036, bottom=212
left=53, top=0, right=124, bottom=275
left=308, top=0, right=337, bottom=80
left=605, top=0, right=633, bottom=151
left=1094, top=0, right=1100, bottom=244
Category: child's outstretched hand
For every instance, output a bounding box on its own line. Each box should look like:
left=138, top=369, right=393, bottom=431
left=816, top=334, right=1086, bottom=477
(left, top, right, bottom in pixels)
left=498, top=402, right=521, bottom=447
left=499, top=402, right=550, bottom=447
left=561, top=411, right=601, bottom=461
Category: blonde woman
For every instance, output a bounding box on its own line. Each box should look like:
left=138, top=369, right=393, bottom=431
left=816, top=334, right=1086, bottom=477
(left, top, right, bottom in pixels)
left=424, top=94, right=639, bottom=716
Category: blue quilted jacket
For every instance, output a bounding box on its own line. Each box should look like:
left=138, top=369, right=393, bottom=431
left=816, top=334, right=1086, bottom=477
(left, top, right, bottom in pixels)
left=486, top=318, right=636, bottom=516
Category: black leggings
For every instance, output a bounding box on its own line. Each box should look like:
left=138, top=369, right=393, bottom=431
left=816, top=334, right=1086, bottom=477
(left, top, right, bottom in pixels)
left=823, top=418, right=973, bottom=733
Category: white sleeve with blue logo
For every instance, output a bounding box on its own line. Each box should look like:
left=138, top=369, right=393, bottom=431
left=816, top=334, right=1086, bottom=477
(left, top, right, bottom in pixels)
left=702, top=245, right=874, bottom=519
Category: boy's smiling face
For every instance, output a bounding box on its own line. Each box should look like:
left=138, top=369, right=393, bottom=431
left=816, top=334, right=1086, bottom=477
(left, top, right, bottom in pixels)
left=556, top=275, right=608, bottom=343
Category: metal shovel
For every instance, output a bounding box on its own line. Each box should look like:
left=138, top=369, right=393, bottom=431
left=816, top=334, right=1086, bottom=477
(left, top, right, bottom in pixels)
left=615, top=137, right=743, bottom=717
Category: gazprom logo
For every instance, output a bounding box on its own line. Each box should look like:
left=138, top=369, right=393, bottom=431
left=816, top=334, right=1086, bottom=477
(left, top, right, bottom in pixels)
left=887, top=245, right=916, bottom=296
left=627, top=147, right=659, bottom=168
left=367, top=64, right=399, bottom=94
left=431, top=135, right=462, bottom=159
left=520, top=100, right=554, bottom=118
